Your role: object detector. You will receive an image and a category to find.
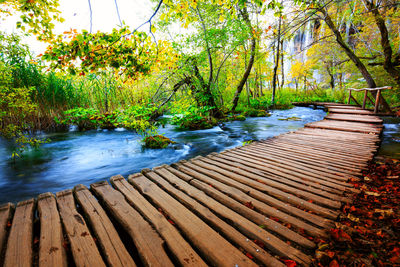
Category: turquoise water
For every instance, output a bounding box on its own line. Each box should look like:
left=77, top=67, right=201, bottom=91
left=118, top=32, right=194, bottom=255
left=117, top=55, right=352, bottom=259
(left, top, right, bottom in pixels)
left=0, top=107, right=327, bottom=204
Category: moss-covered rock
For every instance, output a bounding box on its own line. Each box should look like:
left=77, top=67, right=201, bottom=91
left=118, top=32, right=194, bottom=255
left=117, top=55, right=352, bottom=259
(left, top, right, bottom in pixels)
left=278, top=116, right=302, bottom=121
left=143, top=135, right=175, bottom=149
left=243, top=108, right=270, bottom=117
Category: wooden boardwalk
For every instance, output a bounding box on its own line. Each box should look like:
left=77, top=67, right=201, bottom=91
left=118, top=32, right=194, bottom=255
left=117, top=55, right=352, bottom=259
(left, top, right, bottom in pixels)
left=0, top=103, right=383, bottom=266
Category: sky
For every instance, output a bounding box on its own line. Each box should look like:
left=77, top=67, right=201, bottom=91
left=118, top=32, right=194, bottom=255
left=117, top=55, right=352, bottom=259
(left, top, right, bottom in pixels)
left=1, top=0, right=157, bottom=54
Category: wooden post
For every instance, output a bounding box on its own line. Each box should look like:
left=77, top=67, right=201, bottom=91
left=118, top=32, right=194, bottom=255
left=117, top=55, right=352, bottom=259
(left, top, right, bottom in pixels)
left=362, top=90, right=368, bottom=109
left=347, top=90, right=352, bottom=104
left=374, top=89, right=381, bottom=113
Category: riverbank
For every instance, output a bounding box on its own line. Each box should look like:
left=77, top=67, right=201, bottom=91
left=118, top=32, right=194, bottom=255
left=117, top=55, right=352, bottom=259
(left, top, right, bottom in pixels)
left=312, top=156, right=400, bottom=266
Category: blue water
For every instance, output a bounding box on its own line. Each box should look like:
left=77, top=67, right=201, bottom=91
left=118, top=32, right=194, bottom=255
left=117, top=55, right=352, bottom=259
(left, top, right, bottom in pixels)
left=0, top=107, right=331, bottom=204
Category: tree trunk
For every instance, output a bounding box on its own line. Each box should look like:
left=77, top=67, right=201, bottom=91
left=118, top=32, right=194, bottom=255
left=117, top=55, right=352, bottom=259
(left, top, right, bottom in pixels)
left=280, top=39, right=285, bottom=89
left=320, top=6, right=391, bottom=110
left=363, top=0, right=400, bottom=87
left=231, top=7, right=256, bottom=112
left=271, top=14, right=282, bottom=106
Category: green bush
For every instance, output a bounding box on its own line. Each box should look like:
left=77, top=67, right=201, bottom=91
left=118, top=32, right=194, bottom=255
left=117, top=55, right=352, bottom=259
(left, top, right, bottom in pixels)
left=171, top=105, right=216, bottom=130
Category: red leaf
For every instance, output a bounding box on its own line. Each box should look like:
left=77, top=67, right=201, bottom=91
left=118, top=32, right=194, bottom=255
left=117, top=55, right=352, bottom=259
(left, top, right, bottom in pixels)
left=329, top=259, right=339, bottom=267
left=284, top=259, right=297, bottom=267
left=244, top=201, right=255, bottom=209
left=246, top=252, right=254, bottom=259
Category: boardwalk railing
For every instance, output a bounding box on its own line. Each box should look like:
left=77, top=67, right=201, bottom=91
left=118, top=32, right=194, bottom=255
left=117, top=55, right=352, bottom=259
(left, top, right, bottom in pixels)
left=347, top=86, right=393, bottom=114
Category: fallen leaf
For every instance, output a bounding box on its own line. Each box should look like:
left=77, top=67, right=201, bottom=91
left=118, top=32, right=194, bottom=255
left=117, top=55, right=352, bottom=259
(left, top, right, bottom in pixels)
left=283, top=259, right=297, bottom=267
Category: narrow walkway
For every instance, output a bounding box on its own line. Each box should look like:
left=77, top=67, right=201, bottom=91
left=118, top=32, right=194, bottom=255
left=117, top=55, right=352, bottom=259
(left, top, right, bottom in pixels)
left=0, top=103, right=383, bottom=266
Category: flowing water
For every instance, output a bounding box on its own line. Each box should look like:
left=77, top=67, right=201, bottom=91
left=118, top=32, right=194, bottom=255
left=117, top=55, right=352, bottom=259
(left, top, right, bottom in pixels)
left=379, top=117, right=400, bottom=160
left=0, top=107, right=399, bottom=204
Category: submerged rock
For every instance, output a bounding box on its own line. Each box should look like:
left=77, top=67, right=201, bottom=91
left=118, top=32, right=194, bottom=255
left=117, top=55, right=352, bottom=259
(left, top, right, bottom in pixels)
left=143, top=135, right=176, bottom=149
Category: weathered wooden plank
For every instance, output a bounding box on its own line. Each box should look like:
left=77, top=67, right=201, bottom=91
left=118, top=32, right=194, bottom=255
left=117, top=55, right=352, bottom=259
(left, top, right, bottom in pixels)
left=235, top=147, right=356, bottom=184
left=217, top=152, right=353, bottom=193
left=278, top=135, right=378, bottom=155
left=248, top=143, right=362, bottom=177
left=175, top=160, right=338, bottom=219
left=90, top=181, right=174, bottom=267
left=179, top=160, right=328, bottom=238
left=3, top=199, right=34, bottom=267
left=306, top=120, right=382, bottom=134
left=56, top=190, right=106, bottom=267
left=109, top=176, right=207, bottom=267
left=273, top=138, right=375, bottom=160
left=326, top=114, right=383, bottom=123
left=264, top=140, right=371, bottom=166
left=0, top=202, right=13, bottom=260
left=37, top=193, right=67, bottom=267
left=147, top=167, right=285, bottom=267
left=195, top=155, right=348, bottom=203
left=128, top=172, right=259, bottom=267
left=200, top=155, right=346, bottom=198
left=255, top=141, right=367, bottom=173
left=204, top=154, right=337, bottom=227
left=280, top=133, right=379, bottom=152
left=73, top=184, right=136, bottom=267
left=143, top=167, right=312, bottom=265
left=328, top=108, right=375, bottom=115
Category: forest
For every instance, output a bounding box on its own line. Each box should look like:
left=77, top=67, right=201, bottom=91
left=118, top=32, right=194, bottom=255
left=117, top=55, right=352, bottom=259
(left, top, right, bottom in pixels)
left=1, top=0, right=399, bottom=153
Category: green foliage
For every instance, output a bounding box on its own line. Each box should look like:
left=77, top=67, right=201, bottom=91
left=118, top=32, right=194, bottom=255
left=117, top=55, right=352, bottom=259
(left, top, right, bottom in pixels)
left=41, top=27, right=172, bottom=80
left=171, top=105, right=216, bottom=130
left=142, top=135, right=175, bottom=149
left=242, top=108, right=269, bottom=117
left=57, top=104, right=159, bottom=134
left=0, top=0, right=63, bottom=41
left=0, top=60, right=46, bottom=159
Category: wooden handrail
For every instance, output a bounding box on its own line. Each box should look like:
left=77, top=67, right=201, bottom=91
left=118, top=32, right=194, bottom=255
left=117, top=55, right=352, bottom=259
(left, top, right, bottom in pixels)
left=347, top=86, right=393, bottom=114
left=348, top=86, right=393, bottom=92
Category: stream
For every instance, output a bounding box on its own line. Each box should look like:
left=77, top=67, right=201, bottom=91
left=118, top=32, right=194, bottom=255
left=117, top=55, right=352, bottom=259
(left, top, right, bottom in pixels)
left=0, top=107, right=399, bottom=204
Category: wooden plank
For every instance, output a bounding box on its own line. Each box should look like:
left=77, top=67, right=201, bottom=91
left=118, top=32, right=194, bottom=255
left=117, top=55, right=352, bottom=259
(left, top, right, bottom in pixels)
left=266, top=139, right=373, bottom=164
left=248, top=142, right=362, bottom=177
left=128, top=172, right=260, bottom=267
left=326, top=114, right=383, bottom=123
left=196, top=155, right=349, bottom=203
left=56, top=190, right=106, bottom=267
left=3, top=199, right=35, bottom=267
left=235, top=147, right=356, bottom=184
left=109, top=176, right=207, bottom=267
left=218, top=152, right=353, bottom=193
left=0, top=203, right=13, bottom=260
left=241, top=142, right=365, bottom=178
left=258, top=140, right=369, bottom=171
left=73, top=184, right=136, bottom=267
left=175, top=159, right=338, bottom=218
left=147, top=167, right=285, bottom=267
left=280, top=133, right=379, bottom=151
left=328, top=108, right=375, bottom=115
left=90, top=181, right=174, bottom=267
left=267, top=137, right=375, bottom=162
left=201, top=154, right=346, bottom=197
left=202, top=155, right=335, bottom=228
left=306, top=122, right=381, bottom=134
left=271, top=139, right=374, bottom=163
left=143, top=167, right=312, bottom=266
left=37, top=193, right=67, bottom=267
left=179, top=160, right=328, bottom=238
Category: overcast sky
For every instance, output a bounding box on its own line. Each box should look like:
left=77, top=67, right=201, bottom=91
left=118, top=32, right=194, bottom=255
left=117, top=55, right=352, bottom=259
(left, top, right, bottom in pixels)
left=1, top=0, right=157, bottom=54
